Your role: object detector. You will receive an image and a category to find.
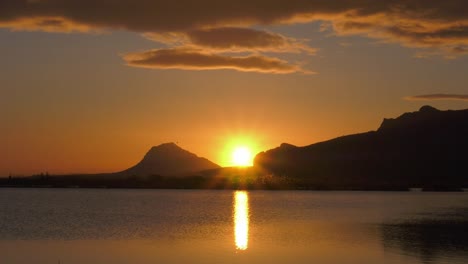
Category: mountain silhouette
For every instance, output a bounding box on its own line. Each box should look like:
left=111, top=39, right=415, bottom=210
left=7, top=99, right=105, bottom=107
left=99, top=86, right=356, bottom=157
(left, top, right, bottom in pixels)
left=119, top=143, right=220, bottom=176
left=254, top=106, right=468, bottom=190
left=3, top=107, right=467, bottom=190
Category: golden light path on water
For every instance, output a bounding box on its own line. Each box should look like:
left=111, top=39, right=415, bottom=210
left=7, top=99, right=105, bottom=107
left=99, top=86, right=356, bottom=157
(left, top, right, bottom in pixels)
left=234, top=191, right=249, bottom=250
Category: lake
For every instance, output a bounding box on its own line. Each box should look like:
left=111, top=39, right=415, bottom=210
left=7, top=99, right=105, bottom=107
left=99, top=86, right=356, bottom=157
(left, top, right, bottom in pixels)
left=0, top=188, right=467, bottom=264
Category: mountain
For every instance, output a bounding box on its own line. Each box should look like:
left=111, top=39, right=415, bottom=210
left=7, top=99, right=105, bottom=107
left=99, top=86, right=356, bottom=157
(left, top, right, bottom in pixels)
left=119, top=143, right=220, bottom=176
left=254, top=106, right=468, bottom=190
left=1, top=143, right=221, bottom=188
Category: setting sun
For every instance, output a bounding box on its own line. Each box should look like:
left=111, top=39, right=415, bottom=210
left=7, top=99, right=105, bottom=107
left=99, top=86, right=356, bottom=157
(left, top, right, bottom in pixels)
left=232, top=146, right=253, bottom=167
left=220, top=135, right=262, bottom=167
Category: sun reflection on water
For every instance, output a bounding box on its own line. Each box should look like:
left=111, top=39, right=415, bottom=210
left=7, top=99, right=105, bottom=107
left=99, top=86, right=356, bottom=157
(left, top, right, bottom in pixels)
left=234, top=191, right=249, bottom=250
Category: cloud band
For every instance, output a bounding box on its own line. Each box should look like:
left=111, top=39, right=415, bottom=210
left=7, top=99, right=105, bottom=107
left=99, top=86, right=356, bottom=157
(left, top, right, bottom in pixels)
left=123, top=48, right=312, bottom=74
left=405, top=94, right=468, bottom=101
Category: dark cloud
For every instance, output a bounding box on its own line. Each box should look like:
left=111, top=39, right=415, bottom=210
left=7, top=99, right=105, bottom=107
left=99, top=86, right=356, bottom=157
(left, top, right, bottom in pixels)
left=186, top=27, right=316, bottom=53
left=0, top=0, right=350, bottom=32
left=145, top=27, right=316, bottom=53
left=333, top=16, right=468, bottom=57
left=123, top=48, right=311, bottom=74
left=405, top=94, right=468, bottom=101
left=0, top=0, right=367, bottom=32
left=1, top=0, right=467, bottom=59
left=189, top=27, right=287, bottom=48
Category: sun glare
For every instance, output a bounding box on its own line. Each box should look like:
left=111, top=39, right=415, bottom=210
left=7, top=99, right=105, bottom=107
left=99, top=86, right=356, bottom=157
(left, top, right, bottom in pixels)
left=234, top=191, right=249, bottom=250
left=232, top=146, right=253, bottom=167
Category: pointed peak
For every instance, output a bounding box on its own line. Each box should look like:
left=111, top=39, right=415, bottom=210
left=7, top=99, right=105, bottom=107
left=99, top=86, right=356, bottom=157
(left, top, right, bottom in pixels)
left=144, top=143, right=190, bottom=158
left=149, top=142, right=181, bottom=151
left=122, top=142, right=220, bottom=176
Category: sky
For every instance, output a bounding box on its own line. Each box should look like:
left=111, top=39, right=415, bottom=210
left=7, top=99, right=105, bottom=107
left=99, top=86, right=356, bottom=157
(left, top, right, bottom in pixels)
left=1, top=0, right=468, bottom=175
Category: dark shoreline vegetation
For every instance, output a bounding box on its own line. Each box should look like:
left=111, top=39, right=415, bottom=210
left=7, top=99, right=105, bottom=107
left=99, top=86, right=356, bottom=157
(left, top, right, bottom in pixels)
left=0, top=173, right=466, bottom=192
left=1, top=165, right=467, bottom=191
left=2, top=105, right=467, bottom=192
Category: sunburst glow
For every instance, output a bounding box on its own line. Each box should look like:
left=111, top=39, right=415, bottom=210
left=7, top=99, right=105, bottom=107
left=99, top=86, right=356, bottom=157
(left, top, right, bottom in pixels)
left=234, top=191, right=249, bottom=250
left=232, top=146, right=253, bottom=167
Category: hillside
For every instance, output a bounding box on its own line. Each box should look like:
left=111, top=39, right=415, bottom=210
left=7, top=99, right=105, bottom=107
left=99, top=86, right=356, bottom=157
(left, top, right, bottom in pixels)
left=254, top=106, right=468, bottom=190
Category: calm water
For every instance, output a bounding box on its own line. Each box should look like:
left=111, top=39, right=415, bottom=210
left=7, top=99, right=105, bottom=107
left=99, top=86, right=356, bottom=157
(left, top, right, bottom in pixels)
left=0, top=189, right=467, bottom=264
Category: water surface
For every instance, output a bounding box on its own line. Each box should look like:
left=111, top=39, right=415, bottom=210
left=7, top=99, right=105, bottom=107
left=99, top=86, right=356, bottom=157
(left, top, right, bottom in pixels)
left=0, top=188, right=467, bottom=264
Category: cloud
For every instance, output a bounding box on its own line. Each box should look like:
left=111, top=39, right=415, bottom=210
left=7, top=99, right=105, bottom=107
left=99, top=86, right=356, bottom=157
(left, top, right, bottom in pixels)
left=405, top=94, right=468, bottom=101
left=145, top=27, right=316, bottom=54
left=1, top=0, right=468, bottom=59
left=331, top=14, right=468, bottom=57
left=141, top=28, right=316, bottom=73
left=0, top=16, right=92, bottom=33
left=0, top=0, right=342, bottom=32
left=123, top=48, right=311, bottom=74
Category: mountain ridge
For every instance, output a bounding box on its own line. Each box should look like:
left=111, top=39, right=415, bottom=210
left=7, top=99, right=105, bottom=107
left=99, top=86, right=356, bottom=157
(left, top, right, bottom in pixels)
left=254, top=106, right=468, bottom=190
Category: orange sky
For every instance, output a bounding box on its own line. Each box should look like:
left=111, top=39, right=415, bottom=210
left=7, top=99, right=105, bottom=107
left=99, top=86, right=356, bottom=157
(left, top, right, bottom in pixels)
left=1, top=0, right=468, bottom=175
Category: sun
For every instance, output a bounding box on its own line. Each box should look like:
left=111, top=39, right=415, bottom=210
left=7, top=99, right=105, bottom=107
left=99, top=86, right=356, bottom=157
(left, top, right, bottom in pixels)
left=221, top=135, right=260, bottom=167
left=232, top=146, right=253, bottom=167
